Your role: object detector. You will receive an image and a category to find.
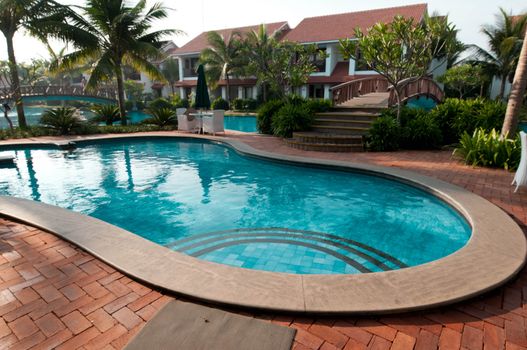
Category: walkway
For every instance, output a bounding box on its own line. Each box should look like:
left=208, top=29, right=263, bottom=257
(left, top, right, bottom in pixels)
left=0, top=132, right=526, bottom=349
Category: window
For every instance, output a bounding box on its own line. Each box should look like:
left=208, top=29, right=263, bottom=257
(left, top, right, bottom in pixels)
left=183, top=57, right=199, bottom=77
left=310, top=47, right=327, bottom=72
left=308, top=84, right=324, bottom=99
left=243, top=87, right=253, bottom=99
left=355, top=49, right=373, bottom=71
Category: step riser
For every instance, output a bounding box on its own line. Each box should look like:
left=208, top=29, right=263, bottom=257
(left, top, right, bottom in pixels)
left=294, top=136, right=362, bottom=145
left=285, top=141, right=363, bottom=152
left=315, top=115, right=378, bottom=122
left=311, top=127, right=369, bottom=136
left=332, top=107, right=384, bottom=114
left=314, top=120, right=373, bottom=128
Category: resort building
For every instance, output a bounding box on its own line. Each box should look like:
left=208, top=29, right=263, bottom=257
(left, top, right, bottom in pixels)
left=162, top=3, right=447, bottom=102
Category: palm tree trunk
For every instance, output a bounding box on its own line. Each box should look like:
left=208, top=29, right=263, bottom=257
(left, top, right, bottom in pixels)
left=226, top=75, right=230, bottom=101
left=5, top=33, right=27, bottom=128
left=501, top=30, right=527, bottom=138
left=115, top=66, right=127, bottom=125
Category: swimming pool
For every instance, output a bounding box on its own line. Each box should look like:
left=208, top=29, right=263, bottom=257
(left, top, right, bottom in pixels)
left=0, top=138, right=470, bottom=275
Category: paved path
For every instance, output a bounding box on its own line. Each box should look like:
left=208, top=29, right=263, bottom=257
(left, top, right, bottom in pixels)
left=1, top=132, right=526, bottom=349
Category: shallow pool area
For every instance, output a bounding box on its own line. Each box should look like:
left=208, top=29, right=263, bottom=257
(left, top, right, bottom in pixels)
left=0, top=138, right=470, bottom=275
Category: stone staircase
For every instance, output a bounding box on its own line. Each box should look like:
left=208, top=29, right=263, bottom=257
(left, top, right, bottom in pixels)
left=284, top=107, right=381, bottom=152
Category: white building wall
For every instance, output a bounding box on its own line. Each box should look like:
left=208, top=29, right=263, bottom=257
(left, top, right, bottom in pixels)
left=490, top=76, right=512, bottom=100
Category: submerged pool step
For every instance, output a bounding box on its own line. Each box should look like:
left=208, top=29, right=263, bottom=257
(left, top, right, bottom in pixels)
left=166, top=227, right=407, bottom=274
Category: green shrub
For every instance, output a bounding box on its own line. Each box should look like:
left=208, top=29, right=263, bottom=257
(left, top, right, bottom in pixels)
left=90, top=104, right=120, bottom=126
left=211, top=97, right=229, bottom=110
left=271, top=103, right=314, bottom=138
left=367, top=116, right=401, bottom=151
left=142, top=107, right=178, bottom=127
left=401, top=112, right=443, bottom=149
left=243, top=98, right=258, bottom=111
left=147, top=97, right=173, bottom=110
left=304, top=99, right=332, bottom=113
left=39, top=107, right=83, bottom=135
left=257, top=100, right=285, bottom=134
left=125, top=100, right=134, bottom=111
left=136, top=101, right=145, bottom=110
left=284, top=94, right=306, bottom=106
left=231, top=98, right=243, bottom=110
left=171, top=95, right=189, bottom=108
left=454, top=128, right=520, bottom=170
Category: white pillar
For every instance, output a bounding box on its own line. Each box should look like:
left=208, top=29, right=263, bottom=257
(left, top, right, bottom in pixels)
left=179, top=87, right=185, bottom=99
left=221, top=86, right=227, bottom=99
left=300, top=85, right=308, bottom=98
left=348, top=59, right=356, bottom=76
left=252, top=86, right=258, bottom=99
left=178, top=57, right=184, bottom=80
left=324, top=84, right=330, bottom=99
left=237, top=86, right=243, bottom=99
left=324, top=46, right=332, bottom=77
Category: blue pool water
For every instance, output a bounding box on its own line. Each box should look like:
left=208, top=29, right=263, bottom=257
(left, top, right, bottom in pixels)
left=0, top=107, right=257, bottom=133
left=0, top=138, right=471, bottom=274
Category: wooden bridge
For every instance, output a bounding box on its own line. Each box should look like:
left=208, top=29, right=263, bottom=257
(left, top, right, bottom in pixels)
left=330, top=76, right=444, bottom=108
left=0, top=85, right=118, bottom=103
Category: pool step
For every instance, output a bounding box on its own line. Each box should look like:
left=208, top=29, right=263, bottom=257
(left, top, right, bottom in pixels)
left=285, top=132, right=364, bottom=152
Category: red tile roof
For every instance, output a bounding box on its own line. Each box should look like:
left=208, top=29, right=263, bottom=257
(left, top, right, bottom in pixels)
left=284, top=3, right=428, bottom=43
left=173, top=22, right=289, bottom=55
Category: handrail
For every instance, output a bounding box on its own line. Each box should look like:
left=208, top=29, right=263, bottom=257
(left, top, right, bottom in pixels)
left=330, top=77, right=389, bottom=106
left=0, top=84, right=118, bottom=102
left=387, top=77, right=445, bottom=106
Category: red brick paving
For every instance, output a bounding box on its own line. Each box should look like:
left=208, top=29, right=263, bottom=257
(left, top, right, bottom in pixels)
left=1, top=134, right=527, bottom=349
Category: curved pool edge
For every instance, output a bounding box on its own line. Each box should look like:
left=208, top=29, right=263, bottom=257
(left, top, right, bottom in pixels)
left=0, top=133, right=525, bottom=314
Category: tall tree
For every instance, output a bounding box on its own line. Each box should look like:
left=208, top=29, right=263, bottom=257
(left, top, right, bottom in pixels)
left=0, top=0, right=80, bottom=128
left=501, top=28, right=527, bottom=138
left=474, top=9, right=527, bottom=100
left=200, top=31, right=245, bottom=101
left=52, top=0, right=177, bottom=125
left=340, top=15, right=458, bottom=122
left=161, top=57, right=179, bottom=95
left=244, top=24, right=278, bottom=102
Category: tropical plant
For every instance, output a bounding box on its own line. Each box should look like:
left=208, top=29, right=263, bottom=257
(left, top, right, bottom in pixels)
left=211, top=97, right=229, bottom=110
left=401, top=112, right=443, bottom=149
left=257, top=99, right=285, bottom=134
left=271, top=103, right=314, bottom=138
left=438, top=64, right=486, bottom=98
left=200, top=31, right=245, bottom=100
left=91, top=104, right=120, bottom=125
left=148, top=97, right=173, bottom=110
left=304, top=99, right=332, bottom=113
left=142, top=107, right=177, bottom=127
left=0, top=0, right=81, bottom=128
left=340, top=15, right=459, bottom=122
left=124, top=80, right=144, bottom=101
left=454, top=128, right=520, bottom=170
left=51, top=0, right=178, bottom=125
left=161, top=57, right=179, bottom=95
left=367, top=115, right=401, bottom=151
left=501, top=26, right=527, bottom=137
left=472, top=9, right=527, bottom=101
left=39, top=107, right=82, bottom=134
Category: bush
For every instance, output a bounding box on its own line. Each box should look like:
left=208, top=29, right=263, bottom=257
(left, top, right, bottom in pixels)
left=271, top=103, right=314, bottom=138
left=429, top=98, right=506, bottom=144
left=257, top=100, right=285, bottom=134
left=367, top=116, right=401, bottom=151
left=304, top=99, right=332, bottom=113
left=454, top=128, right=520, bottom=170
left=142, top=107, right=178, bottom=127
left=39, top=107, right=83, bottom=135
left=211, top=97, right=229, bottom=110
left=125, top=100, right=134, bottom=111
left=231, top=98, right=243, bottom=111
left=401, top=112, right=443, bottom=149
left=90, top=104, right=120, bottom=126
left=243, top=98, right=258, bottom=111
left=136, top=101, right=145, bottom=110
left=171, top=95, right=189, bottom=108
left=147, top=97, right=173, bottom=110
left=284, top=94, right=306, bottom=106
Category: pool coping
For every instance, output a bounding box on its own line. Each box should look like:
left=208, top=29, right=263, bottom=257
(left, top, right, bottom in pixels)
left=0, top=132, right=525, bottom=314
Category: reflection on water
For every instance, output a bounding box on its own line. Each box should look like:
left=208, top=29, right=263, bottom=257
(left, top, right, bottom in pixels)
left=0, top=138, right=471, bottom=271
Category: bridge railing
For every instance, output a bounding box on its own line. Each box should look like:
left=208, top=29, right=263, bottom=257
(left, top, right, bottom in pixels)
left=387, top=77, right=445, bottom=105
left=0, top=84, right=118, bottom=101
left=330, top=77, right=390, bottom=105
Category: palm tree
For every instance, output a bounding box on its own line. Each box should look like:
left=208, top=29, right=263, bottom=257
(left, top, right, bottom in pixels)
left=200, top=31, right=245, bottom=101
left=244, top=24, right=279, bottom=102
left=52, top=0, right=177, bottom=125
left=0, top=0, right=79, bottom=128
left=161, top=57, right=179, bottom=96
left=501, top=28, right=527, bottom=138
left=474, top=9, right=527, bottom=100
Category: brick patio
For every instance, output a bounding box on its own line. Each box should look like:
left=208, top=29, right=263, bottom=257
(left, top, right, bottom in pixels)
left=1, top=134, right=527, bottom=349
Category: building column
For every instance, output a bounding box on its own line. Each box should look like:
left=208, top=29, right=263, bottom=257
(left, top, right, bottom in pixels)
left=221, top=86, right=227, bottom=99
left=324, top=84, right=330, bottom=100
left=178, top=57, right=184, bottom=80
left=179, top=87, right=186, bottom=99
left=348, top=59, right=356, bottom=76
left=300, top=85, right=308, bottom=98
left=238, top=86, right=243, bottom=99
left=252, top=86, right=258, bottom=99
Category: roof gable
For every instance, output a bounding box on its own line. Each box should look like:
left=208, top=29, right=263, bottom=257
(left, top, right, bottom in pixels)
left=284, top=3, right=428, bottom=43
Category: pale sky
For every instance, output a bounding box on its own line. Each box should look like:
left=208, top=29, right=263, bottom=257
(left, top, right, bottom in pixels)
left=1, top=0, right=525, bottom=63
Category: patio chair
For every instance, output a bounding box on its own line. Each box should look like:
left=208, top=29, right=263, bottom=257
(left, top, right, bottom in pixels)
left=202, top=110, right=225, bottom=136
left=512, top=131, right=527, bottom=192
left=176, top=108, right=187, bottom=116
left=177, top=110, right=199, bottom=133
